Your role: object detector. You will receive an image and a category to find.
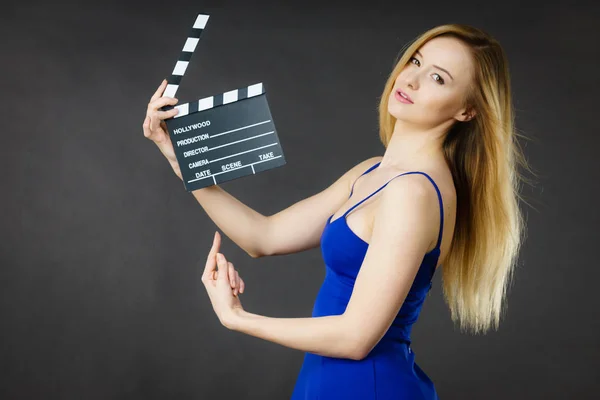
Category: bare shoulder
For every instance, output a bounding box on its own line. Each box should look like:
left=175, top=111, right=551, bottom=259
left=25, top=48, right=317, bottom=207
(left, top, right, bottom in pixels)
left=343, top=155, right=384, bottom=188
left=382, top=167, right=456, bottom=258
left=386, top=168, right=454, bottom=201
left=361, top=155, right=384, bottom=168
left=382, top=173, right=439, bottom=209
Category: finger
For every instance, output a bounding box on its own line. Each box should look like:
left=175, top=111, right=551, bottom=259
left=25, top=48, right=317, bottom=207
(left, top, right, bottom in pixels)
left=147, top=96, right=179, bottom=113
left=150, top=78, right=168, bottom=102
left=155, top=108, right=180, bottom=121
left=142, top=116, right=152, bottom=138
left=143, top=115, right=171, bottom=140
left=216, top=253, right=229, bottom=284
left=239, top=277, right=245, bottom=294
left=234, top=270, right=241, bottom=296
left=202, top=231, right=221, bottom=281
left=202, top=255, right=217, bottom=284
left=148, top=109, right=179, bottom=132
left=147, top=110, right=179, bottom=133
left=228, top=262, right=236, bottom=289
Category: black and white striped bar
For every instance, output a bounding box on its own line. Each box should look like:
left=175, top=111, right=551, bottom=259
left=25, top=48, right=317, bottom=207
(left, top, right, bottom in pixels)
left=163, top=13, right=209, bottom=101
left=164, top=82, right=286, bottom=191
left=171, top=82, right=265, bottom=118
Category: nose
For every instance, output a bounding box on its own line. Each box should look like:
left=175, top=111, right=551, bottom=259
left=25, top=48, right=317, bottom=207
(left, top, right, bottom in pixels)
left=400, top=71, right=418, bottom=91
left=407, top=73, right=419, bottom=90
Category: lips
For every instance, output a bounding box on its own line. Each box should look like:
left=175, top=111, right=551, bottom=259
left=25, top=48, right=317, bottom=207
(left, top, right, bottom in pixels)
left=396, top=89, right=413, bottom=103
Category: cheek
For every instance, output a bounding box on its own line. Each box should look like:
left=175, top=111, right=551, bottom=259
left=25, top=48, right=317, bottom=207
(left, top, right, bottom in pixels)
left=436, top=94, right=463, bottom=115
left=420, top=91, right=459, bottom=115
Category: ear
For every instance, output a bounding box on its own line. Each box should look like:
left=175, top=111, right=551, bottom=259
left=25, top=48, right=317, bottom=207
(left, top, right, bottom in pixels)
left=455, top=105, right=476, bottom=122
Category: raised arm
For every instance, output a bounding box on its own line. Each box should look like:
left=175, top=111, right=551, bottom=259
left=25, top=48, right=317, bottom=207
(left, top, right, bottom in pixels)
left=191, top=156, right=382, bottom=258
left=144, top=80, right=380, bottom=260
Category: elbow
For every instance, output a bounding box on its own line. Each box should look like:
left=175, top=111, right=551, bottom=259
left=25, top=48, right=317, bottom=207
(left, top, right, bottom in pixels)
left=248, top=244, right=270, bottom=259
left=341, top=315, right=371, bottom=360
left=247, top=250, right=262, bottom=259
left=247, top=233, right=269, bottom=258
left=347, top=344, right=368, bottom=361
left=349, top=346, right=369, bottom=361
left=345, top=332, right=370, bottom=361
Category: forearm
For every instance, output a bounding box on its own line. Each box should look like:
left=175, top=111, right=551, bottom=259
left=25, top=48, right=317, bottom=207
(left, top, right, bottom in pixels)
left=190, top=185, right=268, bottom=258
left=229, top=309, right=359, bottom=360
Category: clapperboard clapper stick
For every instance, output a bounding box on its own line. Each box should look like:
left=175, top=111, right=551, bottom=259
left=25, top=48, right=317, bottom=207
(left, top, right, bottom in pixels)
left=160, top=13, right=286, bottom=191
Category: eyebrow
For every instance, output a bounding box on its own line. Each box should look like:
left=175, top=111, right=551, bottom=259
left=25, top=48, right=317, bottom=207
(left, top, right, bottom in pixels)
left=415, top=50, right=454, bottom=81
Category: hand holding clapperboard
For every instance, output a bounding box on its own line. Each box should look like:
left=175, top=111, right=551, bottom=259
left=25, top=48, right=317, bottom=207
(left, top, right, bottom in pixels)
left=144, top=13, right=286, bottom=191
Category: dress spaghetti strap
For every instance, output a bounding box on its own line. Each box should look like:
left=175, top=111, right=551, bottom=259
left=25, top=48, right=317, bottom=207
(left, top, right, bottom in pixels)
left=349, top=161, right=381, bottom=199
left=344, top=165, right=445, bottom=250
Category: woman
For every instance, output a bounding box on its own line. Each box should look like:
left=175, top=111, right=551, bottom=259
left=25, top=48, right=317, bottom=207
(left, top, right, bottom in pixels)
left=142, top=23, right=529, bottom=399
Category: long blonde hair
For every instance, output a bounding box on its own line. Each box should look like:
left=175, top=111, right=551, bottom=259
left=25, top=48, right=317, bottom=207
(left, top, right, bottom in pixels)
left=378, top=24, right=534, bottom=334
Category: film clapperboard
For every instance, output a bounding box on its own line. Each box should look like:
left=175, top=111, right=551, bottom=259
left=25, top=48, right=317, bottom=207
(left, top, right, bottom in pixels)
left=161, top=13, right=286, bottom=191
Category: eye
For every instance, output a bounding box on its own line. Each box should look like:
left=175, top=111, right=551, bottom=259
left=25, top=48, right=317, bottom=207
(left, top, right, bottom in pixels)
left=409, top=56, right=420, bottom=66
left=409, top=57, right=445, bottom=85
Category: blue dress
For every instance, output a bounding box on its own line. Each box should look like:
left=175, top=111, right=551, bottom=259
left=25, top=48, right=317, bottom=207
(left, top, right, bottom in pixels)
left=291, top=161, right=443, bottom=399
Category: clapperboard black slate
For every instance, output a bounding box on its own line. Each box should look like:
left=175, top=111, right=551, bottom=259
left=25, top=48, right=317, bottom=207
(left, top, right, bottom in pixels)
left=160, top=13, right=286, bottom=191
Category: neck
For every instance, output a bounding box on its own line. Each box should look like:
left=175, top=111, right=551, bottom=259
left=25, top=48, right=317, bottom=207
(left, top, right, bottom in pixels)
left=379, top=118, right=450, bottom=170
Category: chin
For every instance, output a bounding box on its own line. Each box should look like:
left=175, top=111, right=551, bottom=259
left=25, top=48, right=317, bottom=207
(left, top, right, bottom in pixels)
left=387, top=105, right=406, bottom=120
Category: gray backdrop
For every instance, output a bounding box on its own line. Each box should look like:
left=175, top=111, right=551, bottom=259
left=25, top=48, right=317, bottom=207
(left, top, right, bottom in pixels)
left=2, top=0, right=598, bottom=398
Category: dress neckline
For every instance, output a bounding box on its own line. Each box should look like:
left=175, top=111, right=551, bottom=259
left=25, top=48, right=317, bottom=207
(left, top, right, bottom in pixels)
left=326, top=214, right=441, bottom=257
left=327, top=213, right=369, bottom=246
left=328, top=161, right=382, bottom=226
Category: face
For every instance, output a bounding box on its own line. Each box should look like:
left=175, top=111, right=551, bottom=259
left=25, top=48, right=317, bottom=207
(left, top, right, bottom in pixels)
left=388, top=36, right=476, bottom=128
